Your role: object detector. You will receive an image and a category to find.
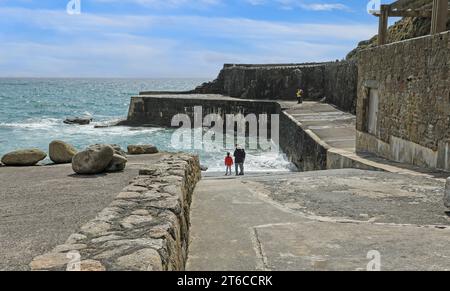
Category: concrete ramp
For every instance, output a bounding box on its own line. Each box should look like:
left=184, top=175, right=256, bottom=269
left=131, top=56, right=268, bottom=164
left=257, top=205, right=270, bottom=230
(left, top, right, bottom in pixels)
left=187, top=171, right=450, bottom=271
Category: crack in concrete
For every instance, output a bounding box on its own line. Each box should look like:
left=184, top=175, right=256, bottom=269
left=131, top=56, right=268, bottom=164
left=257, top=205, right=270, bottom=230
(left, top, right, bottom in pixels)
left=249, top=227, right=270, bottom=271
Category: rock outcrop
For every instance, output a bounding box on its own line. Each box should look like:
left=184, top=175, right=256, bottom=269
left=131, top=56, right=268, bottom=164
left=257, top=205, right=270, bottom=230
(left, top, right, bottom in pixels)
left=64, top=117, right=93, bottom=125
left=49, top=140, right=77, bottom=164
left=127, top=145, right=159, bottom=155
left=1, top=149, right=47, bottom=166
left=347, top=16, right=450, bottom=60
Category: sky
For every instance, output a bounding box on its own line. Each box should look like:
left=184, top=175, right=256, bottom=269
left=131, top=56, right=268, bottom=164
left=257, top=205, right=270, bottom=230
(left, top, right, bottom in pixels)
left=0, top=0, right=392, bottom=78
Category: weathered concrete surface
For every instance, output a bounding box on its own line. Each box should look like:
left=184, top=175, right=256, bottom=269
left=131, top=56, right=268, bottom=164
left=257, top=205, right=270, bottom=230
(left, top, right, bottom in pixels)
left=187, top=170, right=450, bottom=271
left=0, top=154, right=165, bottom=271
left=285, top=102, right=356, bottom=151
left=255, top=221, right=450, bottom=271
left=254, top=169, right=449, bottom=226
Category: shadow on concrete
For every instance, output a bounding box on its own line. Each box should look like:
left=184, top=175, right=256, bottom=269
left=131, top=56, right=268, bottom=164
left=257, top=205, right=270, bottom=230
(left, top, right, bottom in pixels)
left=67, top=173, right=109, bottom=178
left=358, top=152, right=450, bottom=180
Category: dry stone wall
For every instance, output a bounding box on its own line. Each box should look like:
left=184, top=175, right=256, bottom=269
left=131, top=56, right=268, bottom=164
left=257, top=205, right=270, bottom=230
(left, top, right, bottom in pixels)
left=30, top=153, right=201, bottom=271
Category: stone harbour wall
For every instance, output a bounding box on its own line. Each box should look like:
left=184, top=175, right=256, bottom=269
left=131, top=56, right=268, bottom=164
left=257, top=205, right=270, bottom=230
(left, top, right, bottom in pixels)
left=124, top=94, right=279, bottom=130
left=356, top=31, right=450, bottom=171
left=30, top=153, right=201, bottom=271
left=124, top=94, right=329, bottom=171
left=193, top=61, right=358, bottom=113
left=279, top=111, right=328, bottom=171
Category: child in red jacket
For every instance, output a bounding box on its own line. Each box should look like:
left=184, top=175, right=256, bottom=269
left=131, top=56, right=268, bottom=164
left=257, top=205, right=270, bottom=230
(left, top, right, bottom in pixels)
left=224, top=152, right=234, bottom=176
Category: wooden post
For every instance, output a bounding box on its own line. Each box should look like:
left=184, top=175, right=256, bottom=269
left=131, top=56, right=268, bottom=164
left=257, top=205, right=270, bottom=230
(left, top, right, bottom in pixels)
left=431, top=0, right=449, bottom=34
left=378, top=5, right=389, bottom=45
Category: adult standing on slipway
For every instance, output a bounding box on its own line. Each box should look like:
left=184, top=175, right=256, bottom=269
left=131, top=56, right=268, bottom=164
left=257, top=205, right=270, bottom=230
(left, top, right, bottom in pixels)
left=234, top=144, right=246, bottom=176
left=296, top=88, right=304, bottom=104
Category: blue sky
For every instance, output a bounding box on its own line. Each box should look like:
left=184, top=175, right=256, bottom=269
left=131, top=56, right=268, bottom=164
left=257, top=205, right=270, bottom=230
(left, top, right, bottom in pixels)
left=0, top=0, right=392, bottom=78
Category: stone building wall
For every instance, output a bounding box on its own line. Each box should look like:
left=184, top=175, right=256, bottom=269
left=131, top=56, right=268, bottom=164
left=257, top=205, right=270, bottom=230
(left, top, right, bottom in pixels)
left=356, top=31, right=450, bottom=171
left=193, top=61, right=358, bottom=113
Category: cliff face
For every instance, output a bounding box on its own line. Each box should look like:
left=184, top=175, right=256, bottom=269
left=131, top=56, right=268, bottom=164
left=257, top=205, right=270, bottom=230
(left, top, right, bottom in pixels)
left=347, top=16, right=450, bottom=60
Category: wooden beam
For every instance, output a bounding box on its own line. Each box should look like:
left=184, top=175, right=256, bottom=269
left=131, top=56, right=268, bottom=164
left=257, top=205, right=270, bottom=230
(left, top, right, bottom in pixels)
left=378, top=5, right=389, bottom=45
left=431, top=0, right=449, bottom=34
left=371, top=8, right=450, bottom=18
left=388, top=9, right=434, bottom=18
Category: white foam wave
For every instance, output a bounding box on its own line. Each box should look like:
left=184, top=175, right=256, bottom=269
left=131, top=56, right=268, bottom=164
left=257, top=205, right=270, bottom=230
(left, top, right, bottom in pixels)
left=0, top=118, right=60, bottom=130
left=204, top=151, right=293, bottom=172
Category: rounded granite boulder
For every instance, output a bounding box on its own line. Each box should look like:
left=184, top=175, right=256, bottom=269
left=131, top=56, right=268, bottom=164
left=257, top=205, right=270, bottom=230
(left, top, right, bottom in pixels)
left=89, top=144, right=127, bottom=158
left=106, top=154, right=128, bottom=172
left=88, top=144, right=128, bottom=172
left=1, top=149, right=47, bottom=166
left=127, top=144, right=159, bottom=155
left=72, top=145, right=114, bottom=175
left=49, top=140, right=78, bottom=164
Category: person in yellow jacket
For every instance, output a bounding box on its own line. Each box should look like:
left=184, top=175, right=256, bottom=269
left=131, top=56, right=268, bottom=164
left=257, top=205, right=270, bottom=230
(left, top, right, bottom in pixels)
left=296, top=88, right=304, bottom=104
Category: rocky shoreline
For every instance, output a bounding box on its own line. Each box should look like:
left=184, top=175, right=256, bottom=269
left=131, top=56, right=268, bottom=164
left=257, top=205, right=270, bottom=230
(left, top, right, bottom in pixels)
left=0, top=141, right=160, bottom=176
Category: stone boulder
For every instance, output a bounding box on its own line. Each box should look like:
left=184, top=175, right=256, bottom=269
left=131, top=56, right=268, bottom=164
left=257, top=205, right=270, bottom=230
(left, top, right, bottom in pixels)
left=127, top=145, right=158, bottom=155
left=1, top=149, right=47, bottom=166
left=64, top=117, right=93, bottom=125
left=88, top=144, right=128, bottom=173
left=106, top=154, right=128, bottom=172
left=89, top=144, right=127, bottom=158
left=110, top=144, right=127, bottom=158
left=72, top=145, right=114, bottom=175
left=49, top=140, right=77, bottom=164
left=445, top=178, right=450, bottom=208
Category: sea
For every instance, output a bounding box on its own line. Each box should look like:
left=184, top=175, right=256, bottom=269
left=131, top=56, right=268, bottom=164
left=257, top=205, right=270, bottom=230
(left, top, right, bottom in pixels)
left=0, top=78, right=293, bottom=172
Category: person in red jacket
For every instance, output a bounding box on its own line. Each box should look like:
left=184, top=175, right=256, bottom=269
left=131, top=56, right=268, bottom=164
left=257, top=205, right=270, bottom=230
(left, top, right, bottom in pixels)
left=224, top=152, right=234, bottom=176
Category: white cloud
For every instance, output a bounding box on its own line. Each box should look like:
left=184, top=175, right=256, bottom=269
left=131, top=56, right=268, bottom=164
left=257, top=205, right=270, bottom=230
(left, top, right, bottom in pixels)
left=0, top=7, right=374, bottom=41
left=0, top=7, right=376, bottom=77
left=92, top=0, right=222, bottom=9
left=248, top=0, right=351, bottom=11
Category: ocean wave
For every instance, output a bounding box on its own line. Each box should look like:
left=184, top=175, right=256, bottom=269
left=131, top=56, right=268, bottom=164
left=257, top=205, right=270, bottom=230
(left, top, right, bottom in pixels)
left=204, top=151, right=294, bottom=172
left=0, top=118, right=60, bottom=129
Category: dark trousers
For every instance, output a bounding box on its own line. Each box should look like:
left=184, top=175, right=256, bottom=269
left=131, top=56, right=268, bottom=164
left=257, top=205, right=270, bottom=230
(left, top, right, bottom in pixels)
left=235, top=163, right=244, bottom=175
